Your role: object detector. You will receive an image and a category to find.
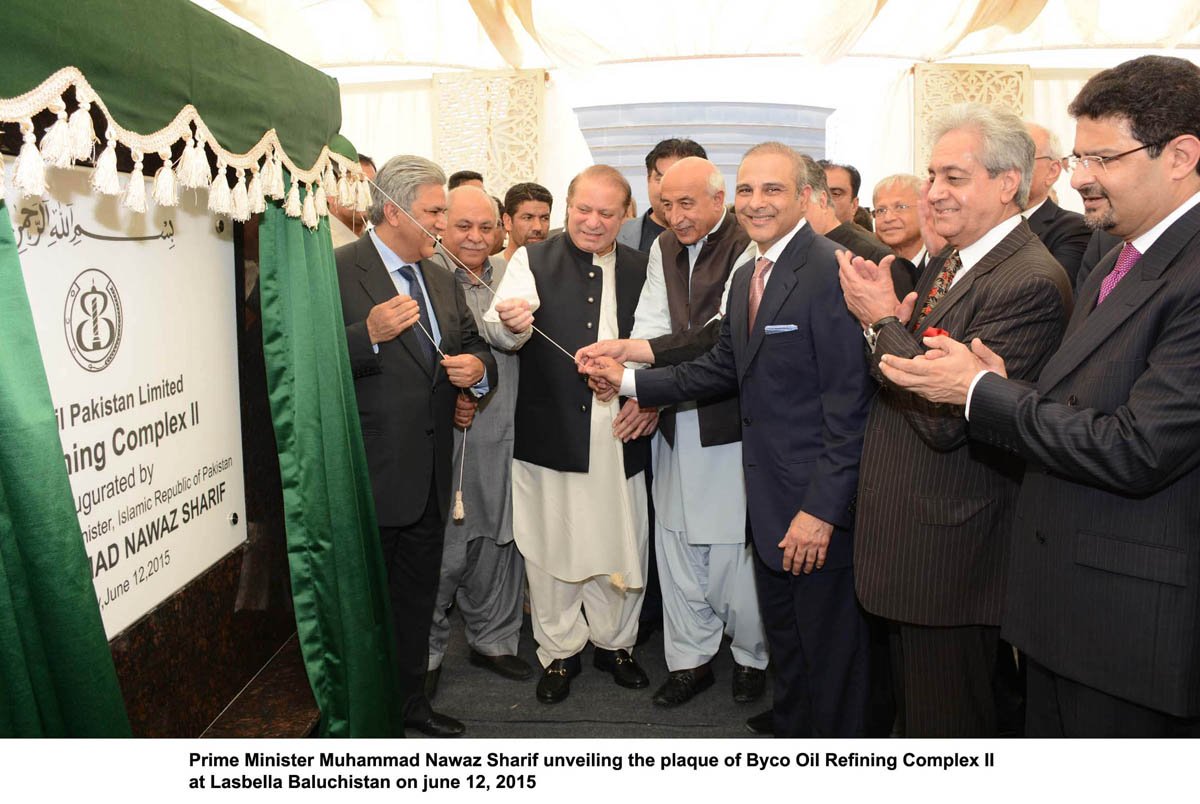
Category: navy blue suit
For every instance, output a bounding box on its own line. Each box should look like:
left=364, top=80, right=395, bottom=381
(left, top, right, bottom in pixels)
left=636, top=223, right=873, bottom=736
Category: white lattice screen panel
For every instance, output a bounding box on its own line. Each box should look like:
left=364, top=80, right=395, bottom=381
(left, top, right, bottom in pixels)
left=433, top=70, right=543, bottom=198
left=913, top=63, right=1031, bottom=172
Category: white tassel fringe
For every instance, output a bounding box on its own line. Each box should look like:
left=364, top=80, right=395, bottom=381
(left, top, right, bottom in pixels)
left=284, top=176, right=301, bottom=218
left=301, top=182, right=318, bottom=228
left=123, top=151, right=146, bottom=213
left=247, top=169, right=266, bottom=214
left=355, top=176, right=371, bottom=212
left=69, top=97, right=96, bottom=161
left=153, top=148, right=178, bottom=207
left=14, top=121, right=47, bottom=198
left=208, top=161, right=231, bottom=215
left=40, top=104, right=74, bottom=169
left=91, top=133, right=121, bottom=196
left=230, top=168, right=250, bottom=222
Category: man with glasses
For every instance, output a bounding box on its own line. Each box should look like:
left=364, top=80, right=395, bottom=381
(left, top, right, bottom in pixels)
left=1023, top=122, right=1092, bottom=284
left=872, top=173, right=943, bottom=274
left=877, top=56, right=1200, bottom=737
left=805, top=159, right=916, bottom=299
left=838, top=102, right=1072, bottom=736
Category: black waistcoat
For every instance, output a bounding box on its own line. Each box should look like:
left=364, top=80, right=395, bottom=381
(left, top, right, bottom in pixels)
left=653, top=213, right=749, bottom=448
left=514, top=232, right=650, bottom=477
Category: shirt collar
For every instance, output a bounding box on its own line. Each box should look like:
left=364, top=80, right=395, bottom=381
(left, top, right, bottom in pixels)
left=454, top=257, right=493, bottom=287
left=957, top=213, right=1024, bottom=272
left=686, top=209, right=727, bottom=254
left=369, top=229, right=417, bottom=275
left=1023, top=197, right=1048, bottom=220
left=755, top=217, right=808, bottom=263
left=1130, top=190, right=1200, bottom=255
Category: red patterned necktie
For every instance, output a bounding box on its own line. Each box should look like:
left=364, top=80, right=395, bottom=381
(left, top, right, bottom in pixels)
left=748, top=257, right=773, bottom=334
left=1097, top=242, right=1141, bottom=304
left=915, top=249, right=961, bottom=327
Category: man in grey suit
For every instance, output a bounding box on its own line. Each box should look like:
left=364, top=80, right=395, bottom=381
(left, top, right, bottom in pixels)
left=336, top=156, right=497, bottom=737
left=425, top=186, right=532, bottom=695
left=618, top=138, right=708, bottom=253
left=880, top=56, right=1200, bottom=737
left=839, top=103, right=1072, bottom=736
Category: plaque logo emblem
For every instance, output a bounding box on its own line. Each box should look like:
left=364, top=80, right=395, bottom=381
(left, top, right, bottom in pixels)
left=65, top=269, right=123, bottom=372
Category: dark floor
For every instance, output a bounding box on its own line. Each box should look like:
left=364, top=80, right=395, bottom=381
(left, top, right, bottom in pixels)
left=423, top=610, right=773, bottom=739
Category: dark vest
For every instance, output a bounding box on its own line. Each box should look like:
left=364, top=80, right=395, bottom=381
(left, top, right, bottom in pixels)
left=650, top=213, right=749, bottom=448
left=513, top=232, right=650, bottom=477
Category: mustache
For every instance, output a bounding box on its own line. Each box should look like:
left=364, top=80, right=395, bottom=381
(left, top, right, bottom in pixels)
left=1076, top=182, right=1109, bottom=201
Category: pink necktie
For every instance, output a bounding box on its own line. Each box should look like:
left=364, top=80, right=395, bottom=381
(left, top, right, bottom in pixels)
left=748, top=257, right=773, bottom=334
left=1097, top=242, right=1141, bottom=304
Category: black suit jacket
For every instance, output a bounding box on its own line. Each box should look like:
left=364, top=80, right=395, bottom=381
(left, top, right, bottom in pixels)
left=636, top=224, right=873, bottom=570
left=1026, top=198, right=1092, bottom=286
left=970, top=201, right=1200, bottom=717
left=854, top=220, right=1072, bottom=626
left=827, top=221, right=917, bottom=299
left=336, top=234, right=497, bottom=527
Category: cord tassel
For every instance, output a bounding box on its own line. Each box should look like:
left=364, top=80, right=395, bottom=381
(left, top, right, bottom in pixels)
left=123, top=151, right=146, bottom=213
left=247, top=168, right=266, bottom=214
left=208, top=160, right=231, bottom=215
left=13, top=121, right=47, bottom=198
left=69, top=90, right=96, bottom=161
left=301, top=181, right=318, bottom=228
left=268, top=150, right=286, bottom=200
left=153, top=148, right=179, bottom=207
left=355, top=174, right=372, bottom=212
left=90, top=132, right=121, bottom=196
left=40, top=103, right=74, bottom=169
left=283, top=174, right=301, bottom=218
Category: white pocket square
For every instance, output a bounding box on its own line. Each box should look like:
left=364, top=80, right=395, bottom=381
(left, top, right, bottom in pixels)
left=764, top=324, right=798, bottom=334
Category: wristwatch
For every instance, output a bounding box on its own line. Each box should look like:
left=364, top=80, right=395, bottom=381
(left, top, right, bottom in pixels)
left=864, top=315, right=899, bottom=352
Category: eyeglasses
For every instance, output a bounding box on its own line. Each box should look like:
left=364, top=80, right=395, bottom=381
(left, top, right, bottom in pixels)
left=1062, top=143, right=1159, bottom=173
left=871, top=203, right=914, bottom=219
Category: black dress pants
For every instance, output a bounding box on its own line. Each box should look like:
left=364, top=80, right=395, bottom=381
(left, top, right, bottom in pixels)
left=379, top=484, right=445, bottom=720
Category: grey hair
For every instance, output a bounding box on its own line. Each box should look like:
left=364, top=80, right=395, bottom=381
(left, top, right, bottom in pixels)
left=705, top=167, right=726, bottom=196
left=873, top=173, right=922, bottom=201
left=742, top=142, right=812, bottom=193
left=801, top=154, right=830, bottom=204
left=369, top=155, right=446, bottom=226
left=930, top=103, right=1035, bottom=208
left=1025, top=121, right=1063, bottom=160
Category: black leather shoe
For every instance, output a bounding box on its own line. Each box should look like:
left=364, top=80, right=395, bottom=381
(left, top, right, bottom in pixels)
left=424, top=667, right=441, bottom=700
left=592, top=647, right=650, bottom=689
left=536, top=655, right=581, bottom=704
left=470, top=650, right=533, bottom=681
left=652, top=667, right=714, bottom=707
left=405, top=710, right=465, bottom=738
left=745, top=709, right=775, bottom=736
left=732, top=663, right=767, bottom=703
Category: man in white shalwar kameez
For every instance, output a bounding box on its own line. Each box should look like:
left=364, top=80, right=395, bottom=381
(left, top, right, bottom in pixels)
left=481, top=165, right=657, bottom=704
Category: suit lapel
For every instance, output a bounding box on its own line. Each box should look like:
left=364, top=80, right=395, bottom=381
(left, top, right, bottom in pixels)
left=1025, top=199, right=1056, bottom=237
left=741, top=227, right=809, bottom=377
left=1036, top=206, right=1200, bottom=389
left=355, top=238, right=433, bottom=379
left=921, top=222, right=1035, bottom=332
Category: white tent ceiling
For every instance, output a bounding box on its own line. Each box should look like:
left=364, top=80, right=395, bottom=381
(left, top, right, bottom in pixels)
left=189, top=0, right=1200, bottom=216
left=195, top=0, right=1200, bottom=78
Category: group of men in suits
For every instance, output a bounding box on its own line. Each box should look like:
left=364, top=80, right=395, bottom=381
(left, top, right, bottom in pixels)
left=334, top=53, right=1200, bottom=739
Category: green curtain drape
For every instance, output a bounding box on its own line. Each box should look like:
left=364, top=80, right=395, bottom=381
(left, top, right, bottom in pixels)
left=0, top=200, right=131, bottom=737
left=258, top=177, right=404, bottom=737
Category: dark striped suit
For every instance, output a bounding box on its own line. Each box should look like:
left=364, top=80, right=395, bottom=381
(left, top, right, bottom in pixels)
left=854, top=219, right=1072, bottom=735
left=970, top=200, right=1200, bottom=734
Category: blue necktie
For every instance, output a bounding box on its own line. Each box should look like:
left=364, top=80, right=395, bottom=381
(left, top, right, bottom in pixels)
left=397, top=263, right=436, bottom=368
